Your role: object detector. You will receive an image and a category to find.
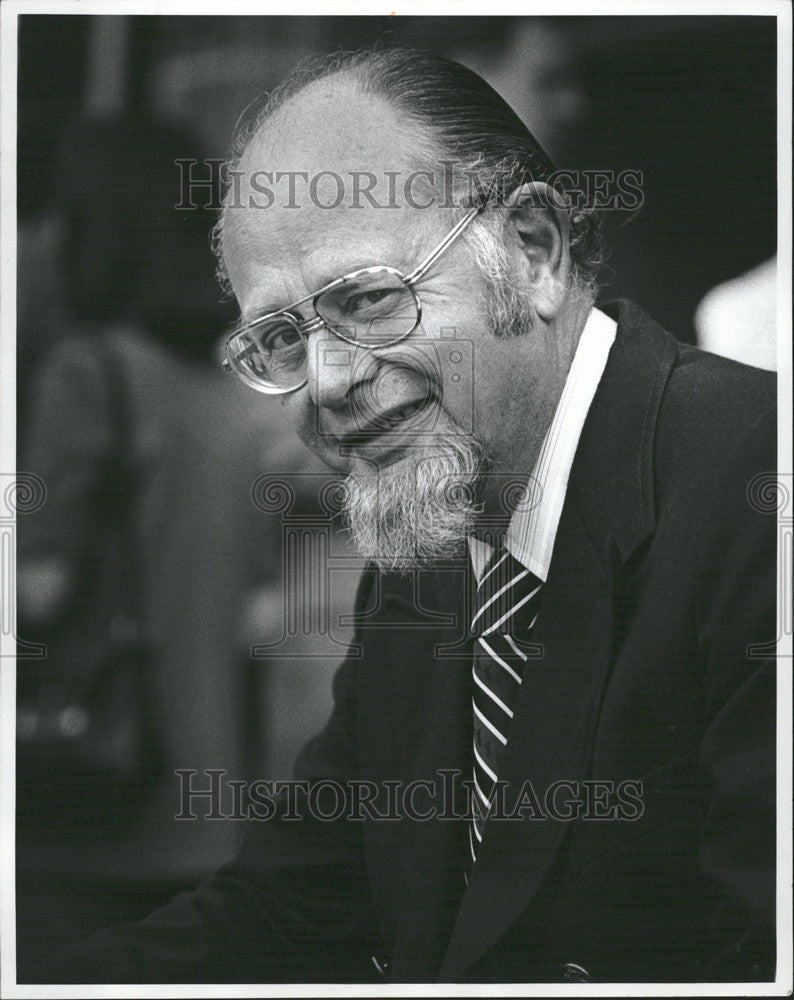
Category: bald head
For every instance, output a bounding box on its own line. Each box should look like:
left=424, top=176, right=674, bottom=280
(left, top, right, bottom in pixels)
left=223, top=75, right=447, bottom=338
left=213, top=47, right=605, bottom=299
left=212, top=47, right=592, bottom=292
left=241, top=74, right=422, bottom=178
left=225, top=73, right=437, bottom=272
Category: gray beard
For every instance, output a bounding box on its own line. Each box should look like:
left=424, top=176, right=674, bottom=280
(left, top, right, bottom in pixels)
left=343, top=432, right=484, bottom=572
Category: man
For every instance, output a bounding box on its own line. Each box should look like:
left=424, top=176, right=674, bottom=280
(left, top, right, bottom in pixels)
left=51, top=47, right=776, bottom=984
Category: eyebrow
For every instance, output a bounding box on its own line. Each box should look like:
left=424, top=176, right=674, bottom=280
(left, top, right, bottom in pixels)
left=239, top=301, right=288, bottom=325
left=238, top=290, right=313, bottom=330
left=238, top=289, right=311, bottom=327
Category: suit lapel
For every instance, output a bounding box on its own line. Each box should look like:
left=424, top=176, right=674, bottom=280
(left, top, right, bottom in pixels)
left=437, top=300, right=680, bottom=981
left=439, top=504, right=617, bottom=980
left=374, top=564, right=470, bottom=982
left=389, top=664, right=471, bottom=979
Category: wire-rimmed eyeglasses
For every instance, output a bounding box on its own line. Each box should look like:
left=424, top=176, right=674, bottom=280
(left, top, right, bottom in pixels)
left=222, top=206, right=481, bottom=394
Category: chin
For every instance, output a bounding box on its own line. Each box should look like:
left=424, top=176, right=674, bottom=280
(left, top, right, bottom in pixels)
left=342, top=432, right=484, bottom=573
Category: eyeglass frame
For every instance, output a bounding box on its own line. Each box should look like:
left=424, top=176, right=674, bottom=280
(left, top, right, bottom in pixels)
left=222, top=205, right=483, bottom=395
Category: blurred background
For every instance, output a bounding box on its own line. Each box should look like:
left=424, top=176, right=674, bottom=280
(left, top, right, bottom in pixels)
left=15, top=12, right=778, bottom=979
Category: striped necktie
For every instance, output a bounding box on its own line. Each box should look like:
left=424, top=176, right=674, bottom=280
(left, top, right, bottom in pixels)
left=468, top=544, right=543, bottom=871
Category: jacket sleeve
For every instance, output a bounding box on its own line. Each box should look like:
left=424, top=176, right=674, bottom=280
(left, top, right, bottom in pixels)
left=41, top=570, right=383, bottom=984
left=694, top=403, right=777, bottom=981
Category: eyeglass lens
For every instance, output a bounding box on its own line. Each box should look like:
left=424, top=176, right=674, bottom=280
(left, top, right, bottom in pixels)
left=227, top=269, right=418, bottom=391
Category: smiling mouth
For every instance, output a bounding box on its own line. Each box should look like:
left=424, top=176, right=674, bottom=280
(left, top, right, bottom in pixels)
left=374, top=399, right=426, bottom=429
left=338, top=397, right=437, bottom=448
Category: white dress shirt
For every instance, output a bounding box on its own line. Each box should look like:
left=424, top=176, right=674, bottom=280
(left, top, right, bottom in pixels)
left=468, top=306, right=617, bottom=582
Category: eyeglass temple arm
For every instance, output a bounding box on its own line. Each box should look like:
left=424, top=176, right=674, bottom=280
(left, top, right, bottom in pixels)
left=404, top=207, right=482, bottom=286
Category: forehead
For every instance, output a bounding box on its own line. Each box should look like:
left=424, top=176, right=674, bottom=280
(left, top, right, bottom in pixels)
left=223, top=80, right=441, bottom=312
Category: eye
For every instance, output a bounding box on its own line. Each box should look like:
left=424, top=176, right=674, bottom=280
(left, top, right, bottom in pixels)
left=262, top=323, right=302, bottom=352
left=340, top=286, right=399, bottom=316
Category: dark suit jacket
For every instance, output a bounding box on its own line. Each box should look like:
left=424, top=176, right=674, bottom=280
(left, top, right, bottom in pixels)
left=52, top=301, right=777, bottom=984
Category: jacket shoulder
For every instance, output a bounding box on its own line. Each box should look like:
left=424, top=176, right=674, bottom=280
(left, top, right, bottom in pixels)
left=654, top=345, right=776, bottom=509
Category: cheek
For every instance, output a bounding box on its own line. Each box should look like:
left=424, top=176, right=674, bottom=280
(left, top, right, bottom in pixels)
left=283, top=394, right=315, bottom=437
left=282, top=396, right=350, bottom=472
left=416, top=291, right=493, bottom=416
left=437, top=335, right=499, bottom=441
left=281, top=395, right=318, bottom=451
left=420, top=285, right=490, bottom=340
left=460, top=342, right=519, bottom=448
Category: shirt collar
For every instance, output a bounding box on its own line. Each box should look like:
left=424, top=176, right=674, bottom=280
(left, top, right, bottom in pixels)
left=468, top=306, right=617, bottom=582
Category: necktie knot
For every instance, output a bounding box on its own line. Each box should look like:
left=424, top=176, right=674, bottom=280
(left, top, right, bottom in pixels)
left=470, top=545, right=543, bottom=637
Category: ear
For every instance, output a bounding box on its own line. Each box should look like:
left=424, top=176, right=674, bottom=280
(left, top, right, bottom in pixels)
left=505, top=181, right=572, bottom=321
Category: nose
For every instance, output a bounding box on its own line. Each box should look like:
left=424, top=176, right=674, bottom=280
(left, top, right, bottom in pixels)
left=304, top=324, right=376, bottom=412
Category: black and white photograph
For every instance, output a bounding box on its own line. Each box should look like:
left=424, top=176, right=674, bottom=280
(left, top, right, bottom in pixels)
left=0, top=4, right=791, bottom=995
